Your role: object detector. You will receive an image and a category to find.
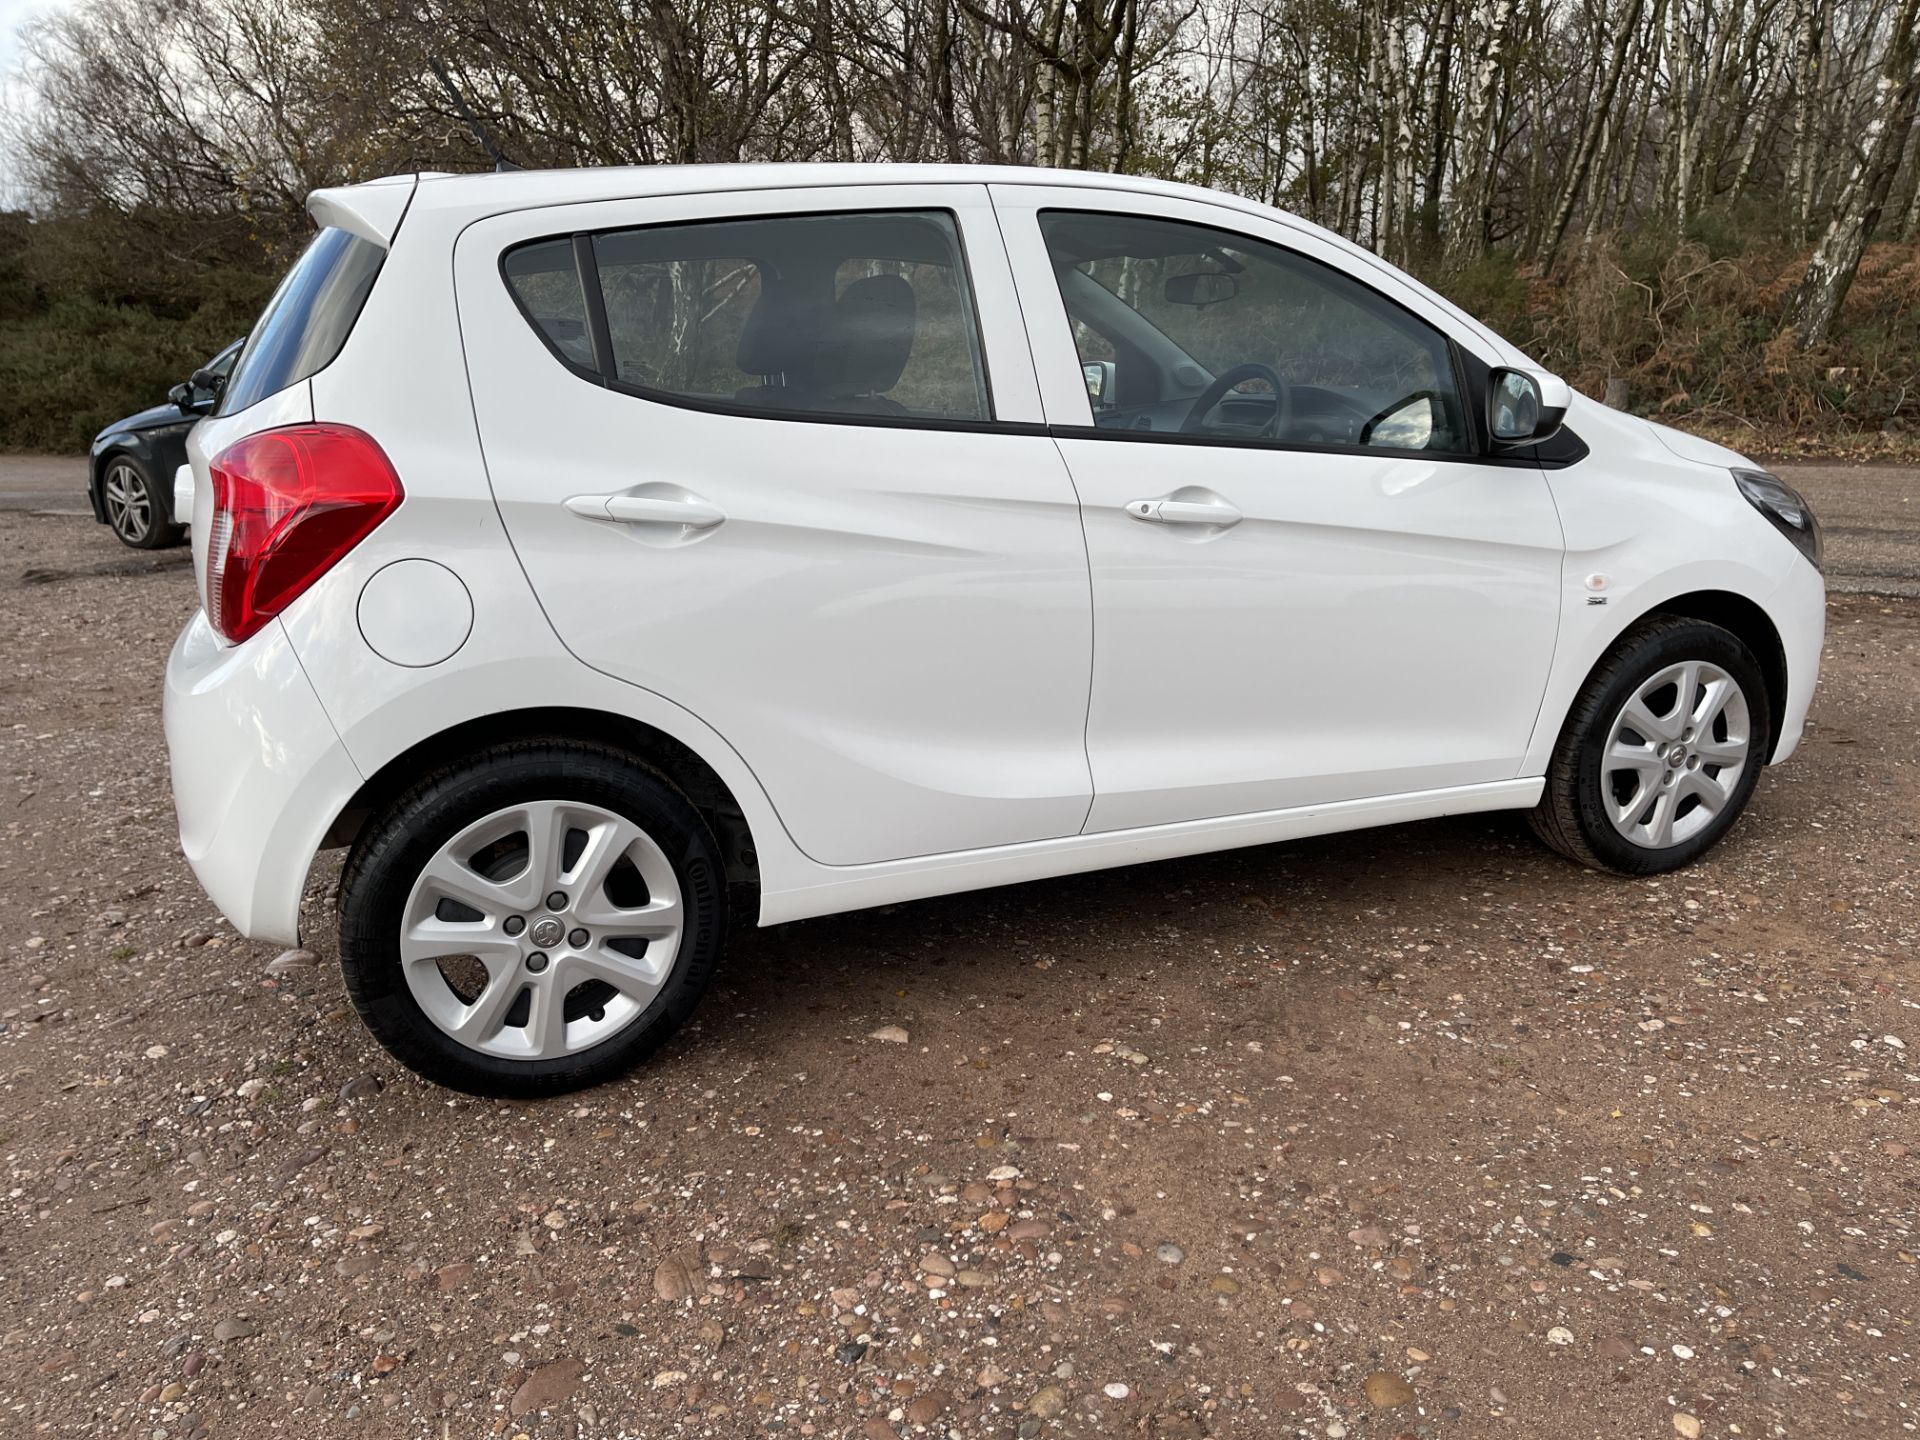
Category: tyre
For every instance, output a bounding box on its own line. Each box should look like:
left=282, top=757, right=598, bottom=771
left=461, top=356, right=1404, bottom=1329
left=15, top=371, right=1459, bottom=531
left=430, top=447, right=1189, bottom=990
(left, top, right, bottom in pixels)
left=338, top=741, right=726, bottom=1096
left=100, top=455, right=183, bottom=549
left=1530, top=615, right=1773, bottom=875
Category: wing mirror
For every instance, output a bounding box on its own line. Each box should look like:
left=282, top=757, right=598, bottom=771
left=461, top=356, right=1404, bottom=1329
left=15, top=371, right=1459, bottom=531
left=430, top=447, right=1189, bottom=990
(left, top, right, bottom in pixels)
left=175, top=366, right=226, bottom=417
left=1488, top=368, right=1570, bottom=448
left=1082, top=360, right=1116, bottom=408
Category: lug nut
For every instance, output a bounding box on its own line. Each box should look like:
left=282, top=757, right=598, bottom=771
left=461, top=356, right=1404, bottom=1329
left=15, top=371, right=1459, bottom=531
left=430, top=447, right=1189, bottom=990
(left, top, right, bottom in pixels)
left=568, top=928, right=589, bottom=948
left=503, top=915, right=526, bottom=936
left=546, top=891, right=568, bottom=911
left=526, top=952, right=549, bottom=973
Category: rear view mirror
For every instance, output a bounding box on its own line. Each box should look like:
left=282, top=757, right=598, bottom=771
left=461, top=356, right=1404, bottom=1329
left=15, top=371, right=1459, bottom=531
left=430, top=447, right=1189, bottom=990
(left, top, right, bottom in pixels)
left=1488, top=368, right=1570, bottom=447
left=1164, top=271, right=1239, bottom=307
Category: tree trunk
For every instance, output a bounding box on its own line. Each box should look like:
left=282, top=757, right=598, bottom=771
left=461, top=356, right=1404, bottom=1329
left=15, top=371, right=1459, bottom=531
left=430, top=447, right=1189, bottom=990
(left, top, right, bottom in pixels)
left=1788, top=0, right=1920, bottom=346
left=1535, top=0, right=1647, bottom=266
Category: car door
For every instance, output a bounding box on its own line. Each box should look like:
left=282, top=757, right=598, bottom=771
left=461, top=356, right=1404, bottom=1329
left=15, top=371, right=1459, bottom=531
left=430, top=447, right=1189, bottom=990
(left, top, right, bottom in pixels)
left=991, top=184, right=1564, bottom=833
left=455, top=185, right=1094, bottom=866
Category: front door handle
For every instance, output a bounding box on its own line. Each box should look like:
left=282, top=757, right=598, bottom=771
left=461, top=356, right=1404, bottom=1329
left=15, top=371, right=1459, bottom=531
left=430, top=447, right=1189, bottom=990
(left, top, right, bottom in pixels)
left=565, top=492, right=726, bottom=529
left=1125, top=495, right=1242, bottom=529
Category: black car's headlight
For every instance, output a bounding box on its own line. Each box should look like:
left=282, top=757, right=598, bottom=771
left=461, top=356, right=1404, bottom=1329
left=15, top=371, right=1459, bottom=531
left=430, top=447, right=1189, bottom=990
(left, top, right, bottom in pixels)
left=1733, top=468, right=1822, bottom=571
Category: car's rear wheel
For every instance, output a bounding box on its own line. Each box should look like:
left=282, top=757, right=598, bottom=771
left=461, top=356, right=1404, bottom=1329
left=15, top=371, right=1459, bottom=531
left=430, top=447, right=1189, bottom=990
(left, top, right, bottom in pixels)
left=101, top=456, right=183, bottom=550
left=338, top=741, right=726, bottom=1096
left=1530, top=616, right=1773, bottom=874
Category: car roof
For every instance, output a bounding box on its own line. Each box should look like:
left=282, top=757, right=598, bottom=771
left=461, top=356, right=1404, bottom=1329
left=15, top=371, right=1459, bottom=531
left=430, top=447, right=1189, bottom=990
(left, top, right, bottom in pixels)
left=308, top=163, right=1527, bottom=368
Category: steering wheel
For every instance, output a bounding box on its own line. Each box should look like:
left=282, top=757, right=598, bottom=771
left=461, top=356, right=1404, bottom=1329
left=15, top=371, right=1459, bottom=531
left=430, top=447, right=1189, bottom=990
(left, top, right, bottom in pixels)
left=1181, top=362, right=1292, bottom=439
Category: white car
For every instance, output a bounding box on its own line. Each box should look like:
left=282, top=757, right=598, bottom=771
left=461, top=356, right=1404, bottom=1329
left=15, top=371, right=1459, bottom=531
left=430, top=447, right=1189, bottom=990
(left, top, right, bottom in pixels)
left=165, top=165, right=1825, bottom=1095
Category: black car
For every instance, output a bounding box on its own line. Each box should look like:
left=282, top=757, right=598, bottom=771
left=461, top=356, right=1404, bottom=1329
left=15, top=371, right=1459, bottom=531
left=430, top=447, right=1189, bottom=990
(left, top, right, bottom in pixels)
left=88, top=338, right=244, bottom=549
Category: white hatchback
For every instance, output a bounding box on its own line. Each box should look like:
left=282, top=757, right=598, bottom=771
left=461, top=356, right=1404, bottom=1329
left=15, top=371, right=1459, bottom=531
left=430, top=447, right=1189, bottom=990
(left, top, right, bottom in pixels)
left=166, top=164, right=1825, bottom=1095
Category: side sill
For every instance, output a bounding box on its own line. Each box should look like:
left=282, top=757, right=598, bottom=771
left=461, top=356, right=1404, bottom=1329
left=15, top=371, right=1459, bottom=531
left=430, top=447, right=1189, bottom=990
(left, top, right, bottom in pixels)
left=758, top=777, right=1544, bottom=926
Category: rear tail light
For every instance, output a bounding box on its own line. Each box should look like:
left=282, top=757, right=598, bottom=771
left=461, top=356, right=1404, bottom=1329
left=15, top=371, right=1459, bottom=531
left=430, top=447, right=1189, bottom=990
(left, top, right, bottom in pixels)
left=206, top=424, right=403, bottom=643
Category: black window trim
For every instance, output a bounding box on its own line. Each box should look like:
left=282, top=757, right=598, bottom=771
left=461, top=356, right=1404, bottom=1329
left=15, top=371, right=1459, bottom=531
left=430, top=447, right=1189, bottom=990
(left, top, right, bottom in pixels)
left=500, top=205, right=1006, bottom=434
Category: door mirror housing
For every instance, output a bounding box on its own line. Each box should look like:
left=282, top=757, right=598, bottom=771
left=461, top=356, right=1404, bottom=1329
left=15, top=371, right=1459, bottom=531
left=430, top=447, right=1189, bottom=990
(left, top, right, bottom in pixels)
left=179, top=366, right=226, bottom=417
left=1488, top=368, right=1570, bottom=447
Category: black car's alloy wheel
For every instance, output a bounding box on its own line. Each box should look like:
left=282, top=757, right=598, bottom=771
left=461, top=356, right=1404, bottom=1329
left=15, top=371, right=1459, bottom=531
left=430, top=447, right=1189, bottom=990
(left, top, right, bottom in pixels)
left=101, top=457, right=184, bottom=550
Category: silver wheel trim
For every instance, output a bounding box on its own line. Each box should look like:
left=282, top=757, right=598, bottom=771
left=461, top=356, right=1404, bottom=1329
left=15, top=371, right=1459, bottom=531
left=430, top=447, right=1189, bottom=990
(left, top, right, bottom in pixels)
left=103, top=462, right=151, bottom=541
left=399, top=800, right=684, bottom=1061
left=1602, top=660, right=1751, bottom=850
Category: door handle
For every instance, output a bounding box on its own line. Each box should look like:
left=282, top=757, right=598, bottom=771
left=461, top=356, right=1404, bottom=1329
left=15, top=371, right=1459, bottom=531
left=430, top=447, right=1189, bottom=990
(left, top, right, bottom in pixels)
left=565, top=492, right=726, bottom=529
left=1125, top=495, right=1242, bottom=529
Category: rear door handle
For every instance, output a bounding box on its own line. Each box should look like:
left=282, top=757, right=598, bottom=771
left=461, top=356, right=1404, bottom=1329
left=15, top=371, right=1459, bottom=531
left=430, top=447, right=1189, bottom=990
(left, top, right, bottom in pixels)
left=565, top=492, right=726, bottom=529
left=1125, top=495, right=1242, bottom=529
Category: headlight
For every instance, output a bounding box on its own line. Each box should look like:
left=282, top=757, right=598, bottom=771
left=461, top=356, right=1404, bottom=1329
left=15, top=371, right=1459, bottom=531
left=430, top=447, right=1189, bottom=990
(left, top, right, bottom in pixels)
left=1733, top=468, right=1822, bottom=572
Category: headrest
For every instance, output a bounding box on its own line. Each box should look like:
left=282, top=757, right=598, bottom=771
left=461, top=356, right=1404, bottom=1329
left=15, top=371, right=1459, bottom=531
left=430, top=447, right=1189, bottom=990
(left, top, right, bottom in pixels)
left=814, top=274, right=916, bottom=397
left=734, top=282, right=810, bottom=378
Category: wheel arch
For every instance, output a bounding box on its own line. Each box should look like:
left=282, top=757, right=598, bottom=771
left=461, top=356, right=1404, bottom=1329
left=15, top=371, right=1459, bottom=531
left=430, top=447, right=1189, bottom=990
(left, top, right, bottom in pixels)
left=320, top=706, right=762, bottom=918
left=1638, top=589, right=1789, bottom=761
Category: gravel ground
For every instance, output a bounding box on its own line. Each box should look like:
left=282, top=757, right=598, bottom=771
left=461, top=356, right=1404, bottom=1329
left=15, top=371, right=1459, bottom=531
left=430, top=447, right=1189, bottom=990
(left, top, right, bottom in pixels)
left=0, top=476, right=1915, bottom=1440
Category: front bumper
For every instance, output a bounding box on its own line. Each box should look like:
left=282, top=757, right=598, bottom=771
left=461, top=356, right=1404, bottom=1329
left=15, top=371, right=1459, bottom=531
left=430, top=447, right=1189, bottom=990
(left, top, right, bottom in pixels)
left=164, top=612, right=362, bottom=945
left=1768, top=555, right=1826, bottom=764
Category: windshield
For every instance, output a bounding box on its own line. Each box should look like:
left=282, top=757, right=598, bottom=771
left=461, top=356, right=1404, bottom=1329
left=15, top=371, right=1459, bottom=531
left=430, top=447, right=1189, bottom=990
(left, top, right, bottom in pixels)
left=220, top=227, right=384, bottom=415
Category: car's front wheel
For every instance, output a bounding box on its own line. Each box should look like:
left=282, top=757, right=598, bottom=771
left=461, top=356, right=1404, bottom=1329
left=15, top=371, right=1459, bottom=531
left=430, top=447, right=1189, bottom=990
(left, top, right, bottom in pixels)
left=100, top=455, right=183, bottom=549
left=338, top=742, right=726, bottom=1096
left=1530, top=616, right=1773, bottom=874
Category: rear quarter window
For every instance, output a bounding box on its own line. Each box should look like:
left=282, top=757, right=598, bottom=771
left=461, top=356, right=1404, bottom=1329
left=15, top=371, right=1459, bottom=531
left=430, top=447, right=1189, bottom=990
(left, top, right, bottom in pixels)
left=220, top=227, right=385, bottom=415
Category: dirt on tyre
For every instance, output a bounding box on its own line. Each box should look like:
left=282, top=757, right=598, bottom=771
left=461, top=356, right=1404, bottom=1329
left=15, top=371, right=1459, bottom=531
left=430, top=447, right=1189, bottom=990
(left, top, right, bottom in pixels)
left=1530, top=615, right=1773, bottom=875
left=338, top=740, right=725, bottom=1097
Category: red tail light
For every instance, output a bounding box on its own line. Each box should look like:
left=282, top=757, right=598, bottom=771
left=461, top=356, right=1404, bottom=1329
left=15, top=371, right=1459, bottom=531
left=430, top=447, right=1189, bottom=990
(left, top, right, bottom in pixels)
left=206, top=424, right=403, bottom=643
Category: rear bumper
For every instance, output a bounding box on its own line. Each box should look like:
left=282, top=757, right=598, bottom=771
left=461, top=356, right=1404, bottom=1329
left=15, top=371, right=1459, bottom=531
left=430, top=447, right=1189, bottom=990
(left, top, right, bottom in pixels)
left=164, top=612, right=362, bottom=945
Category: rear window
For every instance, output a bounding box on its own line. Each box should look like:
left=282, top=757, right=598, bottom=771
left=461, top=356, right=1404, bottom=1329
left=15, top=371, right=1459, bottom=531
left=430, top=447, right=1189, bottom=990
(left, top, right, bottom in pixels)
left=220, top=227, right=385, bottom=415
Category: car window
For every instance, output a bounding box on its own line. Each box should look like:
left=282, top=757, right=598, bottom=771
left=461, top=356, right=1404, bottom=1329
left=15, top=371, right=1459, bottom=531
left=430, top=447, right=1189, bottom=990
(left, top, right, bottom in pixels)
left=1038, top=211, right=1468, bottom=455
left=220, top=227, right=385, bottom=416
left=503, top=239, right=594, bottom=370
left=505, top=211, right=991, bottom=424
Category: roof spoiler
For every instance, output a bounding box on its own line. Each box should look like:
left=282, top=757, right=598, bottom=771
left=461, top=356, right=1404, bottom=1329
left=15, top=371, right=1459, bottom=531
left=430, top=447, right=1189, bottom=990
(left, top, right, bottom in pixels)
left=307, top=172, right=448, bottom=248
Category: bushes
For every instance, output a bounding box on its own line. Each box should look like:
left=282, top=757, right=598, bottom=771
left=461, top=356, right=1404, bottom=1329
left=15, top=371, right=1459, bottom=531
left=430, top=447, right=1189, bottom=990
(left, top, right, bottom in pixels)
left=1417, top=237, right=1920, bottom=456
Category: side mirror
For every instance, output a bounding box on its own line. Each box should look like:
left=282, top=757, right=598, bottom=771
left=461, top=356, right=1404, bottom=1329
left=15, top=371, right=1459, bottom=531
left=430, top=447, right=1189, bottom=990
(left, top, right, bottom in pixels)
left=1488, top=368, right=1570, bottom=447
left=1164, top=271, right=1239, bottom=307
left=1082, top=360, right=1116, bottom=408
left=177, top=366, right=226, bottom=417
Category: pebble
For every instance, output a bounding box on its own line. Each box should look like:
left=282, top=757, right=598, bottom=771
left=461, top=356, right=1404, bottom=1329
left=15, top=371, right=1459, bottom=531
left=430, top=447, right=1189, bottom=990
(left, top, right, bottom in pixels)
left=338, top=1072, right=382, bottom=1103
left=1546, top=1327, right=1574, bottom=1345
left=906, top=1389, right=950, bottom=1424
left=1102, top=1382, right=1130, bottom=1400
left=1363, top=1371, right=1415, bottom=1408
left=510, top=1358, right=585, bottom=1417
left=1674, top=1415, right=1702, bottom=1439
left=265, top=948, right=317, bottom=975
left=869, top=1025, right=910, bottom=1044
left=654, top=1250, right=701, bottom=1302
left=1154, top=1243, right=1185, bottom=1265
left=1028, top=1385, right=1068, bottom=1419
left=211, top=1317, right=259, bottom=1342
left=1672, top=1344, right=1695, bottom=1360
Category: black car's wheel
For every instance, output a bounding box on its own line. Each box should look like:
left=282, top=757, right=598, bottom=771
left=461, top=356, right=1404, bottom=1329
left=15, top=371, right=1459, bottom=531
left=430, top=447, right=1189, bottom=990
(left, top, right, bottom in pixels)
left=1530, top=616, right=1772, bottom=875
left=100, top=455, right=183, bottom=549
left=338, top=740, right=727, bottom=1097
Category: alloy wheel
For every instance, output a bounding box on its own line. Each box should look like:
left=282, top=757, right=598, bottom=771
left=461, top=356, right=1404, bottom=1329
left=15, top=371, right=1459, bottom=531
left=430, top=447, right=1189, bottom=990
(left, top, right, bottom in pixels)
left=398, top=800, right=684, bottom=1060
left=103, top=462, right=152, bottom=544
left=1601, top=660, right=1752, bottom=850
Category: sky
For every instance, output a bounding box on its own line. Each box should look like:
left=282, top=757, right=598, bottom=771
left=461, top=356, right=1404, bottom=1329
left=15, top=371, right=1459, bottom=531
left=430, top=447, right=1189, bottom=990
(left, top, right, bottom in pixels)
left=0, top=0, right=76, bottom=203
left=0, top=0, right=70, bottom=78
